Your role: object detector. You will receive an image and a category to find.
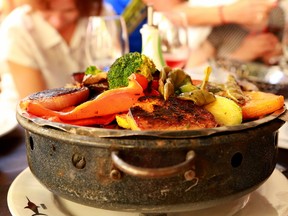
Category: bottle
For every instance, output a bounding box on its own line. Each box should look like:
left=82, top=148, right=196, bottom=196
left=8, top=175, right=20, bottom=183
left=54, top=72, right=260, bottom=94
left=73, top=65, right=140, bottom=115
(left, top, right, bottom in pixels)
left=122, top=0, right=147, bottom=35
left=140, top=6, right=165, bottom=70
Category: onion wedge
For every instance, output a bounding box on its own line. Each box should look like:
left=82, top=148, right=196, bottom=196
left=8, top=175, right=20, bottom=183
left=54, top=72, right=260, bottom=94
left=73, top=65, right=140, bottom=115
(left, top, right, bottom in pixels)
left=22, top=87, right=89, bottom=111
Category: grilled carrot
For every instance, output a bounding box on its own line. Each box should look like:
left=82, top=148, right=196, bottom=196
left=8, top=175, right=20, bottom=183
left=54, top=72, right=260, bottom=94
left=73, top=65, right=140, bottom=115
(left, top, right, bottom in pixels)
left=241, top=91, right=284, bottom=120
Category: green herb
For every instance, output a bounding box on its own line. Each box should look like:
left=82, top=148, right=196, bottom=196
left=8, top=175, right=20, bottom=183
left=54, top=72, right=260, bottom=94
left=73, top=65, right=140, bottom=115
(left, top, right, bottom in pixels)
left=85, top=65, right=102, bottom=75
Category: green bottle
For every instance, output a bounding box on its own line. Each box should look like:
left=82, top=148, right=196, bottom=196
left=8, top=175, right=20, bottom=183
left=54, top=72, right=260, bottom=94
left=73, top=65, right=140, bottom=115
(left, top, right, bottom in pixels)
left=122, top=0, right=147, bottom=34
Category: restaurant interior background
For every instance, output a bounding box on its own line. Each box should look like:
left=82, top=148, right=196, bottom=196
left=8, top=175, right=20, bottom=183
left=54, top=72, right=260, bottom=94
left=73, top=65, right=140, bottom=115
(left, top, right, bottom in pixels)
left=0, top=0, right=288, bottom=216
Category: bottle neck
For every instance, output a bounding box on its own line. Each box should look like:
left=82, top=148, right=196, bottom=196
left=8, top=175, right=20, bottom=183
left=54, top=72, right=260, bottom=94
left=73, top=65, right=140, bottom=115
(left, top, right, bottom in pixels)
left=140, top=24, right=165, bottom=70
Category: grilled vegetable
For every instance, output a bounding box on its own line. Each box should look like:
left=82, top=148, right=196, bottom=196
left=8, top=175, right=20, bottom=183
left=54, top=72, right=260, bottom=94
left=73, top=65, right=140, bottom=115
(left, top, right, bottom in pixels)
left=241, top=91, right=284, bottom=120
left=224, top=75, right=246, bottom=105
left=204, top=95, right=242, bottom=126
left=22, top=75, right=144, bottom=124
left=20, top=57, right=285, bottom=129
left=178, top=90, right=216, bottom=106
left=178, top=66, right=216, bottom=106
left=107, top=52, right=156, bottom=89
left=159, top=66, right=199, bottom=100
left=22, top=87, right=89, bottom=111
left=85, top=65, right=102, bottom=75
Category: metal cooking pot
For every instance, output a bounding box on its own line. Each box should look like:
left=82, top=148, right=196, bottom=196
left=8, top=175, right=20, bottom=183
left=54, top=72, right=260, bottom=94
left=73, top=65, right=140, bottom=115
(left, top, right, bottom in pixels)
left=16, top=106, right=288, bottom=214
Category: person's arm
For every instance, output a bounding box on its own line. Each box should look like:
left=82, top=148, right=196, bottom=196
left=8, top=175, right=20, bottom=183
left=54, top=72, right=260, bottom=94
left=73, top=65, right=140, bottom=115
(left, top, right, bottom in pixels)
left=143, top=0, right=223, bottom=25
left=227, top=33, right=279, bottom=62
left=186, top=41, right=216, bottom=68
left=143, top=0, right=277, bottom=26
left=7, top=61, right=47, bottom=99
left=220, top=0, right=277, bottom=26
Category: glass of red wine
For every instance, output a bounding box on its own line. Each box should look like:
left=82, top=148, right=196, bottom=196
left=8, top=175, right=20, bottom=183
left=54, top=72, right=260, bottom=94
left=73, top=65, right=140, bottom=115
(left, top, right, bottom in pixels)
left=153, top=11, right=190, bottom=69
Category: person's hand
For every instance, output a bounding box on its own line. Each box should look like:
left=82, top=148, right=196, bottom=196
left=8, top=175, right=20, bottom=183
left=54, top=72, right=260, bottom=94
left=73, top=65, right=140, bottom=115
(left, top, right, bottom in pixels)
left=261, top=41, right=282, bottom=65
left=228, top=32, right=279, bottom=62
left=224, top=0, right=277, bottom=27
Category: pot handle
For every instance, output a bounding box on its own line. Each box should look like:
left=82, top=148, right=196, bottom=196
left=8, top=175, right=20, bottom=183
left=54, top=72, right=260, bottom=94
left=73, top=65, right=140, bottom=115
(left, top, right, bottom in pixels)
left=111, top=150, right=195, bottom=179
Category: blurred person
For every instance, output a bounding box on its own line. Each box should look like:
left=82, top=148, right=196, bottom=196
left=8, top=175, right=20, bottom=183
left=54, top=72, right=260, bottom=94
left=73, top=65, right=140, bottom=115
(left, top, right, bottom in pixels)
left=113, top=0, right=278, bottom=54
left=142, top=0, right=277, bottom=27
left=0, top=0, right=114, bottom=100
left=186, top=2, right=284, bottom=67
left=0, top=0, right=19, bottom=19
left=143, top=0, right=278, bottom=49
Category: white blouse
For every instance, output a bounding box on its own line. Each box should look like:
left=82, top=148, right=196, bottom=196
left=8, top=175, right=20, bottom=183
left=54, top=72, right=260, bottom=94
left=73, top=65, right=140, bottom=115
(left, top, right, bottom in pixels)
left=0, top=4, right=114, bottom=103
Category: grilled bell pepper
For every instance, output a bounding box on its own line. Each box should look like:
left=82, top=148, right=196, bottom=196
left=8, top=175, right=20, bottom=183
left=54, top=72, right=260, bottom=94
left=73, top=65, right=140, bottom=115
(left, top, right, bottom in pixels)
left=47, top=114, right=116, bottom=126
left=23, top=74, right=144, bottom=122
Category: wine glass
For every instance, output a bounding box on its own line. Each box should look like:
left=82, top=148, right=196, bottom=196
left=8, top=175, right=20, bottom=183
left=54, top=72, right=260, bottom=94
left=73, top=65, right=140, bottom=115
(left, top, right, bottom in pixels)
left=85, top=15, right=129, bottom=71
left=153, top=11, right=190, bottom=69
left=281, top=1, right=288, bottom=63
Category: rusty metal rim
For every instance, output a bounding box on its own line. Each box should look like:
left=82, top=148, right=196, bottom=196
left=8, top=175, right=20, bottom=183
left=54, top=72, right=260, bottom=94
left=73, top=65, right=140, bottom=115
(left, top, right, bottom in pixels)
left=17, top=104, right=287, bottom=139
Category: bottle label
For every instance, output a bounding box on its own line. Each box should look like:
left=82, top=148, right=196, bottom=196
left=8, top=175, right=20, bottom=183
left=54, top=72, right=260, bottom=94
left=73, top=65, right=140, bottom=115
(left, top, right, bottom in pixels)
left=122, top=0, right=147, bottom=34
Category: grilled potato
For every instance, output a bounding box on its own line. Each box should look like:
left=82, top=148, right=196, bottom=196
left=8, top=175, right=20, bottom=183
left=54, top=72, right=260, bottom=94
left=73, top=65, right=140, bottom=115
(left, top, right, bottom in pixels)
left=204, top=95, right=242, bottom=126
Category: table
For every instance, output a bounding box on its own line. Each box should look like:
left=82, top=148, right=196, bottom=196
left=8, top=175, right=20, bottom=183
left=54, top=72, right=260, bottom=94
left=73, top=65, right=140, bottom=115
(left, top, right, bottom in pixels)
left=0, top=125, right=288, bottom=216
left=0, top=126, right=27, bottom=216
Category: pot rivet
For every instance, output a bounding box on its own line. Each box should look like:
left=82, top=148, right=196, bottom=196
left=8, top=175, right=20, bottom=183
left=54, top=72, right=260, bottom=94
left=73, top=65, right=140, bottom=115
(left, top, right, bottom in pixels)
left=186, top=150, right=195, bottom=160
left=110, top=169, right=122, bottom=180
left=72, top=154, right=86, bottom=169
left=184, top=170, right=195, bottom=181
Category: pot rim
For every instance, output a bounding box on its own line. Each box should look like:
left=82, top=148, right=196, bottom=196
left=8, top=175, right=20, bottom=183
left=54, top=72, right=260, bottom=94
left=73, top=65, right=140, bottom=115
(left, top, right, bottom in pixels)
left=16, top=104, right=287, bottom=138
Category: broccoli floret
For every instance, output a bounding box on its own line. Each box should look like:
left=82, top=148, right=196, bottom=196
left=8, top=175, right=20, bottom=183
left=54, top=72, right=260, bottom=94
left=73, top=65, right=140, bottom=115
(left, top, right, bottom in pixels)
left=107, top=52, right=157, bottom=89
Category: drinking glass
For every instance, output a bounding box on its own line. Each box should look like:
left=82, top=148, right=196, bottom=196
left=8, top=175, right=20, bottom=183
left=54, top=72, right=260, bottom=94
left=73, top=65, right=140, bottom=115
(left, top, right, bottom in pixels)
left=153, top=11, right=190, bottom=69
left=275, top=1, right=288, bottom=69
left=281, top=1, right=288, bottom=61
left=85, top=15, right=129, bottom=71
